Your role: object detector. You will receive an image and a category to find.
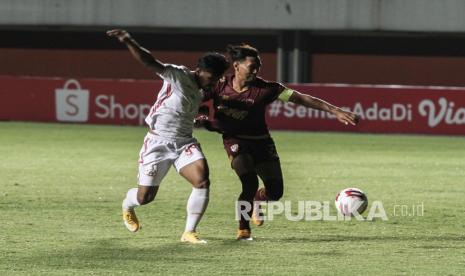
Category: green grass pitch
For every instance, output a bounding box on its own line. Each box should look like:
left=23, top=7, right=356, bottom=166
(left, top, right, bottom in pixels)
left=1, top=122, right=464, bottom=275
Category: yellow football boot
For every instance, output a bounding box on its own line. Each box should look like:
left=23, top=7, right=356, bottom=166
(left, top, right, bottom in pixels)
left=123, top=209, right=140, bottom=232
left=236, top=229, right=253, bottom=241
left=181, top=231, right=207, bottom=244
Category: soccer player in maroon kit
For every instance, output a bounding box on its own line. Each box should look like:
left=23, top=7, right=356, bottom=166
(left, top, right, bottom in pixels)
left=201, top=44, right=359, bottom=240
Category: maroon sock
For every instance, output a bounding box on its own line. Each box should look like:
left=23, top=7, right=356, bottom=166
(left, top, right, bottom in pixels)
left=238, top=200, right=253, bottom=230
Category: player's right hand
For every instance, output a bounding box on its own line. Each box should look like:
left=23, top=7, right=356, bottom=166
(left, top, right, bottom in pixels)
left=106, top=29, right=131, bottom=43
left=335, top=109, right=360, bottom=126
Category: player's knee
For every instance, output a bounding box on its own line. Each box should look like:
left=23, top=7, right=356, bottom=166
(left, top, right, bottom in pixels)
left=137, top=190, right=156, bottom=205
left=267, top=190, right=283, bottom=201
left=239, top=189, right=257, bottom=201
left=192, top=178, right=210, bottom=189
left=232, top=154, right=254, bottom=175
left=265, top=179, right=284, bottom=201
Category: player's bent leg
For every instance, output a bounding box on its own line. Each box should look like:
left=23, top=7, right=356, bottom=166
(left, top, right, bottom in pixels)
left=122, top=187, right=141, bottom=232
left=122, top=186, right=159, bottom=233
left=252, top=160, right=284, bottom=226
left=232, top=154, right=258, bottom=238
left=177, top=149, right=209, bottom=244
left=122, top=160, right=171, bottom=233
left=236, top=171, right=258, bottom=230
left=179, top=158, right=210, bottom=188
left=137, top=185, right=159, bottom=205
left=255, top=160, right=284, bottom=201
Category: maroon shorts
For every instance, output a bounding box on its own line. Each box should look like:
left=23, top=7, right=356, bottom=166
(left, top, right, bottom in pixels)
left=222, top=135, right=279, bottom=165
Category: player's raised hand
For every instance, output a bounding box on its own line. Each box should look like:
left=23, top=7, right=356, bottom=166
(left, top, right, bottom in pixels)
left=106, top=29, right=131, bottom=43
left=335, top=109, right=360, bottom=126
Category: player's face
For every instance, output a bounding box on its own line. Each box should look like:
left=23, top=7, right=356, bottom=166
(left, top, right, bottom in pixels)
left=196, top=69, right=220, bottom=90
left=235, top=56, right=260, bottom=82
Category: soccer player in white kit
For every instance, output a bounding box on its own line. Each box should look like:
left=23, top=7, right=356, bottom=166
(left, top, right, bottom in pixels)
left=107, top=29, right=229, bottom=244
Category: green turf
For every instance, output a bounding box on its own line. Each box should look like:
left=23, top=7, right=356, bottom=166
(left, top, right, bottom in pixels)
left=1, top=122, right=464, bottom=275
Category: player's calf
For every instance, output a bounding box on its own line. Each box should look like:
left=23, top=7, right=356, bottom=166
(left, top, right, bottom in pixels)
left=252, top=182, right=283, bottom=226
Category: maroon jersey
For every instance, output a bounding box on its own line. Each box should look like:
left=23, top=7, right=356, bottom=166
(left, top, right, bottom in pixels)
left=204, top=75, right=285, bottom=136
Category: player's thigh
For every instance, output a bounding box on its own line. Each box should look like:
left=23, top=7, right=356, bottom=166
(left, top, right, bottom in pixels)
left=255, top=160, right=283, bottom=184
left=175, top=143, right=209, bottom=188
left=231, top=153, right=256, bottom=177
left=179, top=158, right=209, bottom=188
left=138, top=159, right=172, bottom=187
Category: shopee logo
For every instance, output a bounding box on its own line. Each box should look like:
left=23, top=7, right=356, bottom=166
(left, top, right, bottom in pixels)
left=55, top=79, right=89, bottom=122
left=95, top=95, right=150, bottom=125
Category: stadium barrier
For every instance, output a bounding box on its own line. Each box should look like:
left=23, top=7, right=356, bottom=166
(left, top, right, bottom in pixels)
left=1, top=76, right=465, bottom=135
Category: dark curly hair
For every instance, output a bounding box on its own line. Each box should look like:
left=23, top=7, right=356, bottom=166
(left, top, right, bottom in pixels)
left=197, top=52, right=230, bottom=77
left=226, top=44, right=262, bottom=67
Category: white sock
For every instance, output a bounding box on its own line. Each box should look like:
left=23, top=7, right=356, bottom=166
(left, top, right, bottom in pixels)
left=185, top=188, right=209, bottom=232
left=122, top=188, right=140, bottom=210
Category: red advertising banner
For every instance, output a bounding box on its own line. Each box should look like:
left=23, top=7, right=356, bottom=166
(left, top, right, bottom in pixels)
left=1, top=76, right=465, bottom=135
left=0, top=76, right=160, bottom=126
left=273, top=83, right=465, bottom=135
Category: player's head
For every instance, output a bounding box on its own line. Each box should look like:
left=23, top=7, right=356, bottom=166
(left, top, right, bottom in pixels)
left=195, top=52, right=230, bottom=90
left=227, top=44, right=261, bottom=82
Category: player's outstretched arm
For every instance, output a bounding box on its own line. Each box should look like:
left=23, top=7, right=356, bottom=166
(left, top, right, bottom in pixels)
left=106, top=29, right=165, bottom=74
left=288, top=90, right=359, bottom=126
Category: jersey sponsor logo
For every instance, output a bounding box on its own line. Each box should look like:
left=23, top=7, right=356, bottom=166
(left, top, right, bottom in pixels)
left=55, top=79, right=89, bottom=122
left=217, top=105, right=248, bottom=120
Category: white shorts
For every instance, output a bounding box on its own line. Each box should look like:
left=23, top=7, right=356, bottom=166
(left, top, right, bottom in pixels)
left=137, top=132, right=205, bottom=186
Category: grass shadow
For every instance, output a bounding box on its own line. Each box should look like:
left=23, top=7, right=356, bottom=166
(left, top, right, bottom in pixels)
left=280, top=234, right=465, bottom=243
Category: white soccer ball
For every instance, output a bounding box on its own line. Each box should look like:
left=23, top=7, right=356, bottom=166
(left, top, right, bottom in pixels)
left=335, top=187, right=368, bottom=216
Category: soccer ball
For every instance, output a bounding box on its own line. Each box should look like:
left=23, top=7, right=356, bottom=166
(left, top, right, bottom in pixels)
left=335, top=188, right=368, bottom=216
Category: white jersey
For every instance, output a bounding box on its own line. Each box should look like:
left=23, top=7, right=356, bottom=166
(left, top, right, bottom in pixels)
left=145, top=64, right=204, bottom=140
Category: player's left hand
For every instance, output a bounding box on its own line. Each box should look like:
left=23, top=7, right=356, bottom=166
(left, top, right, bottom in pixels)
left=194, top=115, right=209, bottom=128
left=106, top=29, right=131, bottom=43
left=334, top=109, right=360, bottom=126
